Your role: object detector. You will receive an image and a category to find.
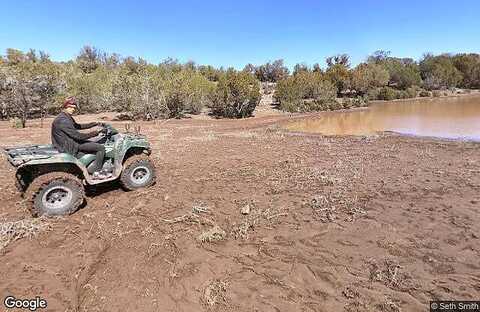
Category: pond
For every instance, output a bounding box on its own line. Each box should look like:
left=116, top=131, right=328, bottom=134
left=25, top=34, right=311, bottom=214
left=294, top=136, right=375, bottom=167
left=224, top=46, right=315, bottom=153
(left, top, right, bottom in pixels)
left=285, top=95, right=480, bottom=140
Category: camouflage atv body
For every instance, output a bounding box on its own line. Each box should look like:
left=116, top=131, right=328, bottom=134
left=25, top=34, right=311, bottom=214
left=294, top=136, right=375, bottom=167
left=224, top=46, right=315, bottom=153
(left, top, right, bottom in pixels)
left=3, top=124, right=156, bottom=216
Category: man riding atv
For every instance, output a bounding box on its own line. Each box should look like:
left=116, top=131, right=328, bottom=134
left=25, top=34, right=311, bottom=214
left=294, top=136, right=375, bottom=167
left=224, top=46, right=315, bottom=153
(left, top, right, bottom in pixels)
left=52, top=97, right=112, bottom=180
left=3, top=99, right=155, bottom=216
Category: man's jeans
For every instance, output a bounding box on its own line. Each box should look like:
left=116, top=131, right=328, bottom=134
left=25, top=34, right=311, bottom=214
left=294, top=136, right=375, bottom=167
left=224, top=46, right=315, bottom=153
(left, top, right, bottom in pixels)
left=78, top=142, right=105, bottom=174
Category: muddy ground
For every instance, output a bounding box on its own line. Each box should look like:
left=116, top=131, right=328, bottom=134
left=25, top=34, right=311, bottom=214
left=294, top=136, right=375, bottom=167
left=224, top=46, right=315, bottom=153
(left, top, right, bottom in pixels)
left=0, top=109, right=479, bottom=312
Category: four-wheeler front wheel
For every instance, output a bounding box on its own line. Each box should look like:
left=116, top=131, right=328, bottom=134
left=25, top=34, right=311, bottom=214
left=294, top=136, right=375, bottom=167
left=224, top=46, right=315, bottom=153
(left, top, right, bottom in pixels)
left=26, top=172, right=85, bottom=217
left=120, top=155, right=156, bottom=191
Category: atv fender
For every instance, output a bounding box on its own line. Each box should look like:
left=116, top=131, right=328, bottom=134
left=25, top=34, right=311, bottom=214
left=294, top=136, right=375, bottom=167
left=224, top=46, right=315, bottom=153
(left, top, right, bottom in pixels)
left=15, top=153, right=89, bottom=190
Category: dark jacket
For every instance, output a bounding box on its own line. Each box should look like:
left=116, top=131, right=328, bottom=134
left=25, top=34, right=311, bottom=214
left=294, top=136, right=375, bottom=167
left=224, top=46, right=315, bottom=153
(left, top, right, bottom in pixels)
left=51, top=112, right=98, bottom=155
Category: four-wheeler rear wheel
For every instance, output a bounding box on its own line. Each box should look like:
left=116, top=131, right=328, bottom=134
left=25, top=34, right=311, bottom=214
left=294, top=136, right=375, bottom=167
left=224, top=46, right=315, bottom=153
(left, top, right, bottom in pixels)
left=26, top=172, right=85, bottom=217
left=120, top=155, right=156, bottom=191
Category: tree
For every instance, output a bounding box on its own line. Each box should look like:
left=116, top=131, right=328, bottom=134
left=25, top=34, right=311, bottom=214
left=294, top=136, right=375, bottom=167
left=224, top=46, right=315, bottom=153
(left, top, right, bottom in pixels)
left=254, top=59, right=289, bottom=82
left=34, top=62, right=62, bottom=126
left=325, top=54, right=351, bottom=94
left=384, top=59, right=421, bottom=89
left=5, top=48, right=26, bottom=65
left=351, top=63, right=390, bottom=95
left=367, top=51, right=421, bottom=89
left=242, top=63, right=256, bottom=75
left=293, top=63, right=310, bottom=76
left=275, top=71, right=337, bottom=112
left=312, top=63, right=323, bottom=73
left=76, top=45, right=102, bottom=73
left=452, top=53, right=480, bottom=88
left=199, top=64, right=222, bottom=81
left=420, top=54, right=462, bottom=89
left=367, top=50, right=391, bottom=64
left=326, top=54, right=350, bottom=68
left=212, top=70, right=260, bottom=118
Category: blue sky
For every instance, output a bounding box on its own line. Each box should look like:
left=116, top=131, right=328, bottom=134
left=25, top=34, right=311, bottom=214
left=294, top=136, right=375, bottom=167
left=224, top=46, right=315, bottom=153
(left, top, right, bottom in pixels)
left=0, top=0, right=478, bottom=69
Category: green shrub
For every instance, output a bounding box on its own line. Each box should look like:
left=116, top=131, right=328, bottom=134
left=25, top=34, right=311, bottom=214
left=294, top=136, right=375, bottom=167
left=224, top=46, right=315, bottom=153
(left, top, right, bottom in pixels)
left=432, top=90, right=442, bottom=97
left=377, top=87, right=398, bottom=101
left=10, top=117, right=23, bottom=128
left=275, top=77, right=304, bottom=112
left=351, top=63, right=389, bottom=95
left=165, top=71, right=215, bottom=116
left=275, top=72, right=337, bottom=112
left=279, top=99, right=304, bottom=113
left=254, top=60, right=289, bottom=82
left=419, top=90, right=431, bottom=97
left=341, top=97, right=368, bottom=109
left=211, top=71, right=260, bottom=118
left=311, top=99, right=332, bottom=111
left=405, top=87, right=417, bottom=98
left=342, top=98, right=354, bottom=109
left=327, top=101, right=344, bottom=110
left=366, top=88, right=380, bottom=100
left=420, top=54, right=463, bottom=89
left=298, top=99, right=330, bottom=112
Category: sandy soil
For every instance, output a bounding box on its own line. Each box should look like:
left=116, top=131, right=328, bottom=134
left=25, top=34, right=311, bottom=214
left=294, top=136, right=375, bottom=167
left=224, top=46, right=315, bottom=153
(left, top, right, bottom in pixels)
left=0, top=108, right=479, bottom=312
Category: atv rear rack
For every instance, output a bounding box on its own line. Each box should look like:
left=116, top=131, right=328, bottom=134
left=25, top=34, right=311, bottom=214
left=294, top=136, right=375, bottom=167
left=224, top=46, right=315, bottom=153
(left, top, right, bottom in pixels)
left=2, top=145, right=59, bottom=167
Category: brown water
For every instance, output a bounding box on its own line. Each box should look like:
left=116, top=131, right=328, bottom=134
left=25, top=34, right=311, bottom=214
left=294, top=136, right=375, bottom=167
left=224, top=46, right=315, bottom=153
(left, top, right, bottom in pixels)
left=285, top=95, right=480, bottom=140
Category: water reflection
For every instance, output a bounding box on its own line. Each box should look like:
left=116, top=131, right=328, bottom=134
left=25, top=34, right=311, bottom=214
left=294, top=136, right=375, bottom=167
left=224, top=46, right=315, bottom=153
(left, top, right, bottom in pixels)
left=285, top=95, right=480, bottom=140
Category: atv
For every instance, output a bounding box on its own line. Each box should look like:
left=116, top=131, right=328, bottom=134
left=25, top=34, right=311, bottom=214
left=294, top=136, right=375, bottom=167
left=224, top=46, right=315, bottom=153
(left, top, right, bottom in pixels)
left=3, top=123, right=156, bottom=217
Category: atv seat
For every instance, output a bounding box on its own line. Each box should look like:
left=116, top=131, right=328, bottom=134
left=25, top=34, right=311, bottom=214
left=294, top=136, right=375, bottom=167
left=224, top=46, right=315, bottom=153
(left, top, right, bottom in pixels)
left=77, top=152, right=96, bottom=166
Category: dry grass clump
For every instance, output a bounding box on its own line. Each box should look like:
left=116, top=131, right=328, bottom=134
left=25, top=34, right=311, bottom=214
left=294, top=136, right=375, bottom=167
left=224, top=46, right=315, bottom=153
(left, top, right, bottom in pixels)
left=163, top=201, right=214, bottom=226
left=198, top=225, right=226, bottom=243
left=376, top=298, right=402, bottom=312
left=192, top=201, right=210, bottom=214
left=222, top=131, right=259, bottom=139
left=268, top=159, right=342, bottom=194
left=0, top=218, right=51, bottom=251
left=184, top=131, right=217, bottom=142
left=309, top=158, right=368, bottom=222
left=368, top=259, right=412, bottom=291
left=231, top=204, right=288, bottom=239
left=310, top=190, right=366, bottom=223
left=163, top=212, right=214, bottom=226
left=203, top=279, right=228, bottom=306
left=310, top=195, right=337, bottom=222
left=262, top=127, right=286, bottom=140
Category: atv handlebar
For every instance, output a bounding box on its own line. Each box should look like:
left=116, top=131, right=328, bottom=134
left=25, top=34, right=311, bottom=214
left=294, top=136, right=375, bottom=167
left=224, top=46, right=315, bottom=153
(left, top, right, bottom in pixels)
left=99, top=123, right=119, bottom=137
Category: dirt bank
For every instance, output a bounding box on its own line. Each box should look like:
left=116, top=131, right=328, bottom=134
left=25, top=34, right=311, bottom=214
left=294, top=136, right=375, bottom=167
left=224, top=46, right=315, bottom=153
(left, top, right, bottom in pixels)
left=0, top=113, right=479, bottom=312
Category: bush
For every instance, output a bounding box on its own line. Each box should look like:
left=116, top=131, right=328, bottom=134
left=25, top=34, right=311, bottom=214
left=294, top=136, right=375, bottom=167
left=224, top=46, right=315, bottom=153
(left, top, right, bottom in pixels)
left=327, top=101, right=344, bottom=110
left=377, top=87, right=398, bottom=101
left=109, top=65, right=215, bottom=119
left=275, top=78, right=304, bottom=112
left=165, top=70, right=215, bottom=117
left=279, top=99, right=305, bottom=113
left=351, top=63, right=389, bottom=95
left=275, top=72, right=337, bottom=112
left=366, top=88, right=380, bottom=100
left=432, top=90, right=442, bottom=97
left=10, top=117, right=23, bottom=128
left=341, top=96, right=368, bottom=109
left=405, top=87, right=418, bottom=98
left=254, top=60, right=289, bottom=82
left=419, top=90, right=431, bottom=97
left=211, top=71, right=260, bottom=118
left=420, top=54, right=463, bottom=90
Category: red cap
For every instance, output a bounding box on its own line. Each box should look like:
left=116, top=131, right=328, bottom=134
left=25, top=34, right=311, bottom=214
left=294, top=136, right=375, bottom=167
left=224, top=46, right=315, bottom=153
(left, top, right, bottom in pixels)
left=63, top=97, right=78, bottom=109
